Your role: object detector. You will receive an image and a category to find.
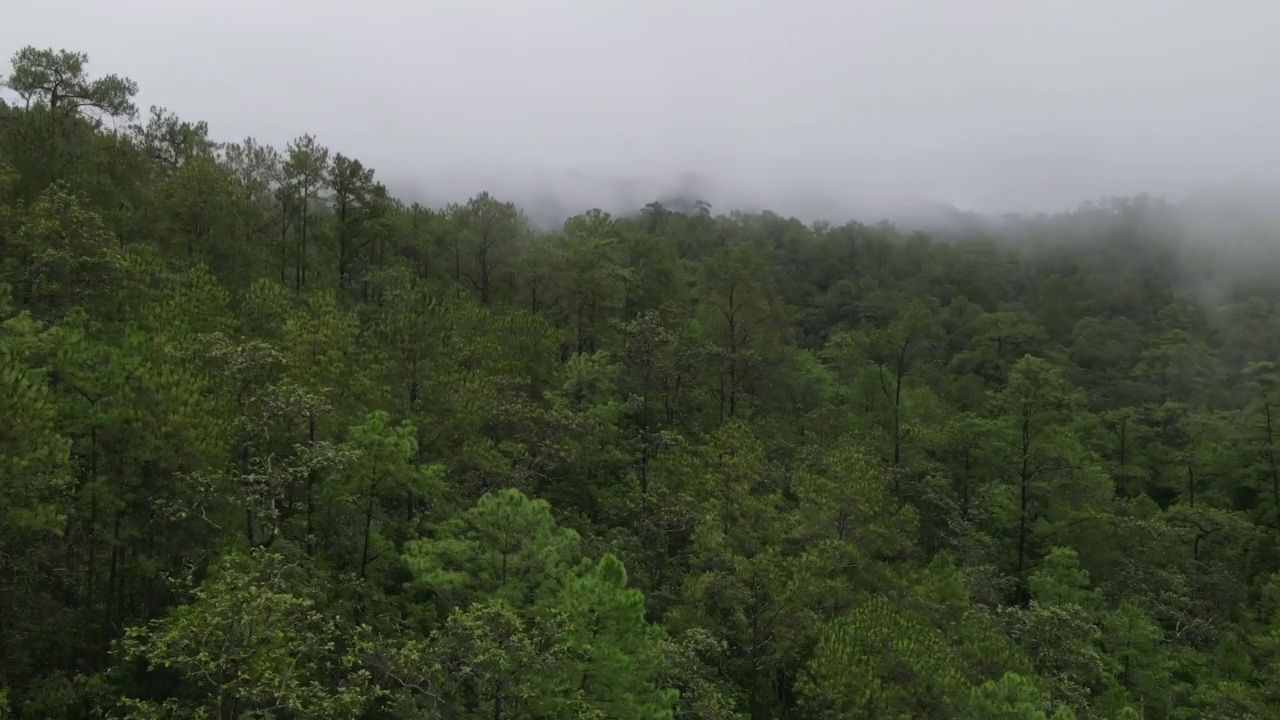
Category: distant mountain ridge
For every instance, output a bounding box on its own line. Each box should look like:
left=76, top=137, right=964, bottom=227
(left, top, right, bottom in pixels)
left=385, top=168, right=990, bottom=232
left=384, top=169, right=1280, bottom=253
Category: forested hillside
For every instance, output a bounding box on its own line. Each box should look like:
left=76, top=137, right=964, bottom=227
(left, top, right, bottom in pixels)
left=5, top=46, right=1280, bottom=720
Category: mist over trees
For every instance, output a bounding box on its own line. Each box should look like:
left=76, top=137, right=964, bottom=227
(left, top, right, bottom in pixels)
left=5, top=46, right=1280, bottom=720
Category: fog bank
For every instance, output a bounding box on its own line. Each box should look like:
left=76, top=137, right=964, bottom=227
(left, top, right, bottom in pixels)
left=6, top=0, right=1279, bottom=224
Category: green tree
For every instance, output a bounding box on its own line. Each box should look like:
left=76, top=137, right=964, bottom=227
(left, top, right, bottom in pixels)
left=319, top=411, right=443, bottom=582
left=797, top=597, right=967, bottom=720
left=987, top=355, right=1111, bottom=589
left=116, top=549, right=377, bottom=719
left=965, top=672, right=1055, bottom=720
left=448, top=192, right=526, bottom=304
left=3, top=47, right=137, bottom=122
left=281, top=134, right=329, bottom=290
left=327, top=153, right=388, bottom=293
left=0, top=296, right=73, bottom=684
left=405, top=489, right=675, bottom=719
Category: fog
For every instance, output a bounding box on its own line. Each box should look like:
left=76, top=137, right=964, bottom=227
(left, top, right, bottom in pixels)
left=5, top=0, right=1280, bottom=224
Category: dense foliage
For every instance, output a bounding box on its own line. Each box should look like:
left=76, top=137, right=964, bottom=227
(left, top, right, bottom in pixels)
left=3, top=46, right=1280, bottom=720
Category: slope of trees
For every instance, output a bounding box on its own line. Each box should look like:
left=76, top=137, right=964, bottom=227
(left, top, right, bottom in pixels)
left=4, top=46, right=1280, bottom=719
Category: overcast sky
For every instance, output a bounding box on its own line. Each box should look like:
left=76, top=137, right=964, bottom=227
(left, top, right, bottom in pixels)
left=5, top=0, right=1280, bottom=219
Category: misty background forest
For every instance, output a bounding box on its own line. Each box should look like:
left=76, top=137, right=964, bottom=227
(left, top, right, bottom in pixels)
left=5, top=42, right=1280, bottom=720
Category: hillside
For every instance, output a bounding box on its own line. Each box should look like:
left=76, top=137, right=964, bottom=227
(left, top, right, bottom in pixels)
left=4, top=46, right=1280, bottom=720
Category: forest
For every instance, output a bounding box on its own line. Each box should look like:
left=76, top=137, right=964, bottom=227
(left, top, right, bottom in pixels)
left=3, top=45, right=1280, bottom=720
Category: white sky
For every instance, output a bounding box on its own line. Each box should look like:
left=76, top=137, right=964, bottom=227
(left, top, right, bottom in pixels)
left=4, top=0, right=1279, bottom=218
